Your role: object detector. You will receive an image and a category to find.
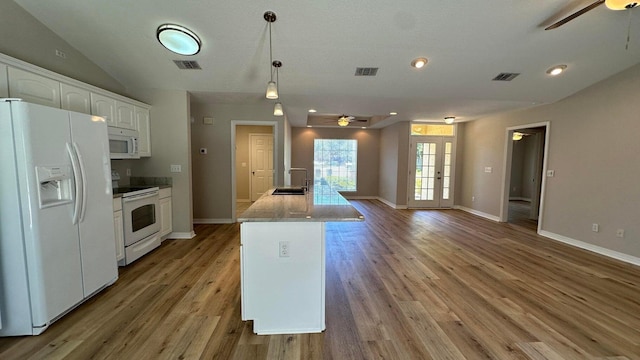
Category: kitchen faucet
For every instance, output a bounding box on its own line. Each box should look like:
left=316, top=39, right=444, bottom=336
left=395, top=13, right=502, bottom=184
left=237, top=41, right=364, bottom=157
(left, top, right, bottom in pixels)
left=289, top=168, right=310, bottom=191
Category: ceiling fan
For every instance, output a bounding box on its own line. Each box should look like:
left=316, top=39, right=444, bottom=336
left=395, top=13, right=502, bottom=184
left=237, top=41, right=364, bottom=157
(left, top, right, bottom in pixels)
left=545, top=0, right=638, bottom=30
left=312, top=114, right=369, bottom=127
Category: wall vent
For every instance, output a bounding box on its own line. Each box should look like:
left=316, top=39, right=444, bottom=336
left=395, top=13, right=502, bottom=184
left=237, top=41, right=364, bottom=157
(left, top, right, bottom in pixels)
left=492, top=72, right=520, bottom=81
left=174, top=60, right=201, bottom=70
left=355, top=67, right=378, bottom=76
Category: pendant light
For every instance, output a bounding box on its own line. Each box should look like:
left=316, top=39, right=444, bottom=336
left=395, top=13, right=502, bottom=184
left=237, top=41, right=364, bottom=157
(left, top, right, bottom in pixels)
left=272, top=60, right=283, bottom=116
left=264, top=11, right=279, bottom=99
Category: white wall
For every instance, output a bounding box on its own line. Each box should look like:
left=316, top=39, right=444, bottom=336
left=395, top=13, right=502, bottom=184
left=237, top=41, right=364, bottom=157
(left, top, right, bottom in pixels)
left=379, top=122, right=410, bottom=207
left=459, top=62, right=640, bottom=259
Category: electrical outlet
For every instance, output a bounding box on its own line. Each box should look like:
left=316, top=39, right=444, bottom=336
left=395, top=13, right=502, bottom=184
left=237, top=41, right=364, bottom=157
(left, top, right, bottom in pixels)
left=170, top=164, right=182, bottom=173
left=279, top=241, right=290, bottom=257
left=592, top=223, right=599, bottom=232
left=616, top=229, right=625, bottom=238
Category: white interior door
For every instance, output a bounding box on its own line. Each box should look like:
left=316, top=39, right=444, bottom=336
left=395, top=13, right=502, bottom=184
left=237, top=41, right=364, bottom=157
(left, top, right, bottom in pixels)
left=408, top=136, right=456, bottom=208
left=250, top=134, right=274, bottom=201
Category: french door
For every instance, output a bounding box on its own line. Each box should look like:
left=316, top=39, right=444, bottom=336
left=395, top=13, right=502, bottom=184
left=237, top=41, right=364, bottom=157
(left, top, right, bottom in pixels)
left=408, top=136, right=456, bottom=208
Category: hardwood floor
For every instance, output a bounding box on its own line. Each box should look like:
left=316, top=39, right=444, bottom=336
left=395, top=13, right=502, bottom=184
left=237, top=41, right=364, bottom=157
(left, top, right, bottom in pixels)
left=508, top=200, right=538, bottom=232
left=2, top=200, right=639, bottom=359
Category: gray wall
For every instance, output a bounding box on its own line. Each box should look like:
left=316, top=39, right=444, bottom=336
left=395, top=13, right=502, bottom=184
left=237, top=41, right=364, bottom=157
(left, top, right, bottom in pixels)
left=459, top=62, right=640, bottom=258
left=379, top=122, right=410, bottom=206
left=130, top=89, right=194, bottom=237
left=190, top=103, right=286, bottom=221
left=0, top=1, right=125, bottom=95
left=291, top=127, right=380, bottom=197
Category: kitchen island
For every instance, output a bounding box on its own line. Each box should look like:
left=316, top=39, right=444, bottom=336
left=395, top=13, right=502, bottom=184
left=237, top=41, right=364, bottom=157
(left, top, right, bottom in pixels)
left=238, top=187, right=363, bottom=335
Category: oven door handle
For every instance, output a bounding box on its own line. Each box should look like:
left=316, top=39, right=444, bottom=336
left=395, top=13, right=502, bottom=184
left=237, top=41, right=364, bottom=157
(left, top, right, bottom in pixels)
left=123, top=192, right=159, bottom=202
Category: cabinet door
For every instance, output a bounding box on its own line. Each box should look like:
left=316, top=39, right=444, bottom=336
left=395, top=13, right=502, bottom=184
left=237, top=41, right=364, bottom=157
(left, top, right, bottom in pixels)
left=159, top=196, right=172, bottom=238
left=115, top=101, right=136, bottom=130
left=113, top=209, right=125, bottom=263
left=91, top=93, right=116, bottom=127
left=8, top=67, right=60, bottom=108
left=0, top=64, right=8, bottom=98
left=135, top=106, right=151, bottom=157
left=60, top=83, right=91, bottom=114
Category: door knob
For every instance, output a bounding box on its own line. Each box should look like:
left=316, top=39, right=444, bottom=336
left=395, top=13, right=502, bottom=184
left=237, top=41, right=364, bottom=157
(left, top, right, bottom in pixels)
left=252, top=171, right=255, bottom=175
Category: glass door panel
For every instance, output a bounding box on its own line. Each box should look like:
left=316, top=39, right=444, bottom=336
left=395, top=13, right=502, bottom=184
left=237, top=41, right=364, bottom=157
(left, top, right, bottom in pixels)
left=408, top=136, right=456, bottom=208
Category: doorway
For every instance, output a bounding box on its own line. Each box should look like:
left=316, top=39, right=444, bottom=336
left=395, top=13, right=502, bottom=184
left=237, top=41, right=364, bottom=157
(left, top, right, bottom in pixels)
left=231, top=122, right=277, bottom=220
left=407, top=135, right=456, bottom=208
left=500, top=122, right=550, bottom=233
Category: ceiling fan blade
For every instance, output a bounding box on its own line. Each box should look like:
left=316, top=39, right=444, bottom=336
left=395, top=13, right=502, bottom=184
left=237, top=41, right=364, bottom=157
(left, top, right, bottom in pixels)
left=545, top=0, right=605, bottom=30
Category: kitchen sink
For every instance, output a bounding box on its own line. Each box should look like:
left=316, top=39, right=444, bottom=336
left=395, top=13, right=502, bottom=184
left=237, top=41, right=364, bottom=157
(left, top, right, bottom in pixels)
left=272, top=187, right=306, bottom=195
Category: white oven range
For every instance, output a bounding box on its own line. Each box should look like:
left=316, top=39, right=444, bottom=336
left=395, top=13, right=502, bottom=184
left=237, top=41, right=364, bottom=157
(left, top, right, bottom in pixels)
left=114, top=186, right=161, bottom=265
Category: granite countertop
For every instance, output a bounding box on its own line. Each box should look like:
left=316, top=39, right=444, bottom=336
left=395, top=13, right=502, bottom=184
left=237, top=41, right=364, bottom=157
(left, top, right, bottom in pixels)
left=238, top=187, right=365, bottom=222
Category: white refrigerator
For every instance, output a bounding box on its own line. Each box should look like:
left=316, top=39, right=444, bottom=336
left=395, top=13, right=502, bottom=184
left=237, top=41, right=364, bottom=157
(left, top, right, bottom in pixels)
left=0, top=99, right=118, bottom=336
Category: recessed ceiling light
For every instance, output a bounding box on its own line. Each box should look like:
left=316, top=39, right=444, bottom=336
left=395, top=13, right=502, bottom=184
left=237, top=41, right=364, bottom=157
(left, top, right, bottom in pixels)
left=361, top=127, right=366, bottom=129
left=444, top=116, right=455, bottom=124
left=157, top=24, right=201, bottom=56
left=390, top=112, right=398, bottom=116
left=308, top=109, right=317, bottom=113
left=546, top=65, right=567, bottom=76
left=411, top=57, right=428, bottom=69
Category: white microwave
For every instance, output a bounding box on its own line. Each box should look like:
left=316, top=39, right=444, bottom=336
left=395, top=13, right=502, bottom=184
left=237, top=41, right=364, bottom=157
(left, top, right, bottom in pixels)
left=108, top=127, right=139, bottom=159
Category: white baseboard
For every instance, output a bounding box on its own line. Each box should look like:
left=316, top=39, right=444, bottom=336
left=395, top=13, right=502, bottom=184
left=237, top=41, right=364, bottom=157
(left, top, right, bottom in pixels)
left=454, top=205, right=501, bottom=222
left=236, top=199, right=251, bottom=203
left=167, top=231, right=196, bottom=239
left=376, top=197, right=408, bottom=209
left=539, top=230, right=640, bottom=267
left=342, top=195, right=377, bottom=200
left=193, top=218, right=235, bottom=224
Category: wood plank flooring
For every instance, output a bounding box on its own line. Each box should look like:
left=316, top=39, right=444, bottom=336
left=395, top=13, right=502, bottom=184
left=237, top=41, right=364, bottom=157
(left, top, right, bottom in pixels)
left=1, top=200, right=639, bottom=359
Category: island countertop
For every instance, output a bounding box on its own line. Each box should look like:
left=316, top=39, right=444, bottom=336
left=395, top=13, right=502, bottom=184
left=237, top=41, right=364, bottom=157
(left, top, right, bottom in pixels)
left=238, top=187, right=364, bottom=222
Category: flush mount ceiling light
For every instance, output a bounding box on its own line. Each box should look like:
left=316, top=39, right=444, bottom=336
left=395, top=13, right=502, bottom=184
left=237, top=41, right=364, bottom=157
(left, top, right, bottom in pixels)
left=411, top=57, right=428, bottom=69
left=390, top=112, right=398, bottom=116
left=605, top=0, right=639, bottom=10
left=264, top=11, right=279, bottom=99
left=308, top=109, right=317, bottom=113
left=157, top=24, right=201, bottom=56
left=513, top=132, right=524, bottom=141
left=338, top=116, right=350, bottom=127
left=444, top=116, right=455, bottom=124
left=547, top=65, right=567, bottom=76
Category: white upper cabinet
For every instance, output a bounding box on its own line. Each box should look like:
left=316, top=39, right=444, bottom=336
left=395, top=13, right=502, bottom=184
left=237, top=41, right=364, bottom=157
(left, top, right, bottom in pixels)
left=60, top=83, right=91, bottom=114
left=8, top=67, right=60, bottom=108
left=135, top=106, right=151, bottom=157
left=115, top=101, right=136, bottom=130
left=0, top=64, right=8, bottom=98
left=90, top=93, right=117, bottom=127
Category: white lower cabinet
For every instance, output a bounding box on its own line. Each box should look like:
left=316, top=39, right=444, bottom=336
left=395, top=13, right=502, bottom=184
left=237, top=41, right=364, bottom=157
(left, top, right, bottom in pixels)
left=113, top=198, right=125, bottom=265
left=159, top=188, right=172, bottom=239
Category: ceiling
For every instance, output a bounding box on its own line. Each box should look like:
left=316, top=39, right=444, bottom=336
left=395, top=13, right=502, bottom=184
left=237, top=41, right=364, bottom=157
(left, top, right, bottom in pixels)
left=13, top=0, right=640, bottom=128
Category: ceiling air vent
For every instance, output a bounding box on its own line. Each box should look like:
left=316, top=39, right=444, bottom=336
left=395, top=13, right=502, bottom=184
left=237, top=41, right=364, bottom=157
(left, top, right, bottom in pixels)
left=492, top=72, right=520, bottom=81
left=173, top=60, right=201, bottom=70
left=355, top=67, right=378, bottom=76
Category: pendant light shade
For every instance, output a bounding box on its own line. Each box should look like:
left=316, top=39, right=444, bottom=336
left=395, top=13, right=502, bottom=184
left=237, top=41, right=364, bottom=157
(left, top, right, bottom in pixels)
left=157, top=24, right=201, bottom=56
left=274, top=102, right=283, bottom=116
left=605, top=0, right=639, bottom=10
left=266, top=81, right=278, bottom=99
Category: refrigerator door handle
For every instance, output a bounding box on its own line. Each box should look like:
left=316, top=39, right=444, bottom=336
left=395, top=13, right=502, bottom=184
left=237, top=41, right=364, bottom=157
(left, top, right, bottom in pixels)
left=73, top=142, right=88, bottom=223
left=66, top=143, right=83, bottom=225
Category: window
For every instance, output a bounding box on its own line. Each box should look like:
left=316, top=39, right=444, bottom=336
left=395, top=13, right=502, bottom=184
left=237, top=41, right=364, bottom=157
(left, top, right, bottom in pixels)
left=313, top=139, right=357, bottom=192
left=411, top=124, right=455, bottom=136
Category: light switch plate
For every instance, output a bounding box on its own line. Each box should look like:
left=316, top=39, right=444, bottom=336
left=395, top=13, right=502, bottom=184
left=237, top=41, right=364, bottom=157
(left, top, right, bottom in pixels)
left=547, top=170, right=555, bottom=177
left=170, top=164, right=182, bottom=173
left=203, top=117, right=214, bottom=125
left=484, top=167, right=492, bottom=173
